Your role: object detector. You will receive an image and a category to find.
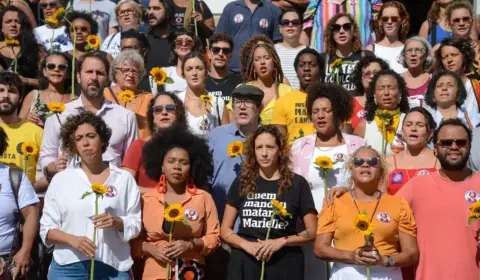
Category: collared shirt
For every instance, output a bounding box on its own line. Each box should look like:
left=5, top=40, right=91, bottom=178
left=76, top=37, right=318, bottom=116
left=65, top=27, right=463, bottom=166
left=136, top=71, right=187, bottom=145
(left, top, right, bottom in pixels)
left=216, top=0, right=282, bottom=72
left=208, top=123, right=245, bottom=219
left=40, top=163, right=141, bottom=271
left=39, top=97, right=138, bottom=171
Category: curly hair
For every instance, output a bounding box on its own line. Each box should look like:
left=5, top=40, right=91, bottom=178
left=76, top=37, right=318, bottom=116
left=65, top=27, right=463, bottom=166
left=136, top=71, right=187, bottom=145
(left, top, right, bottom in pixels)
left=147, top=0, right=176, bottom=37
left=374, top=1, right=410, bottom=42
left=168, top=28, right=203, bottom=65
left=403, top=107, right=437, bottom=142
left=446, top=1, right=473, bottom=26
left=435, top=36, right=475, bottom=74
left=344, top=146, right=388, bottom=192
left=0, top=71, right=25, bottom=98
left=147, top=91, right=187, bottom=132
left=242, top=42, right=283, bottom=83
left=324, top=13, right=363, bottom=56
left=239, top=125, right=293, bottom=197
left=142, top=124, right=213, bottom=189
left=208, top=32, right=234, bottom=49
left=365, top=69, right=410, bottom=122
left=352, top=56, right=390, bottom=96
left=424, top=71, right=467, bottom=109
left=401, top=36, right=435, bottom=69
left=0, top=126, right=8, bottom=156
left=306, top=82, right=353, bottom=128
left=240, top=34, right=274, bottom=80
left=63, top=10, right=100, bottom=41
left=38, top=52, right=73, bottom=92
left=293, top=47, right=325, bottom=81
left=60, top=111, right=112, bottom=156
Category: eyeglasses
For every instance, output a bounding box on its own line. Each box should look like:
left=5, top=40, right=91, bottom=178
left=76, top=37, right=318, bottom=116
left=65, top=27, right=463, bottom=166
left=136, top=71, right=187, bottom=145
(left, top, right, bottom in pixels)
left=153, top=104, right=176, bottom=114
left=40, top=2, right=58, bottom=8
left=380, top=16, right=400, bottom=23
left=211, top=46, right=232, bottom=55
left=353, top=157, right=380, bottom=168
left=405, top=48, right=426, bottom=55
left=436, top=139, right=469, bottom=148
left=332, top=23, right=352, bottom=33
left=118, top=8, right=135, bottom=17
left=362, top=70, right=379, bottom=78
left=451, top=16, right=472, bottom=25
left=280, top=19, right=301, bottom=27
left=70, top=26, right=90, bottom=33
left=232, top=99, right=256, bottom=108
left=116, top=67, right=139, bottom=76
left=46, top=63, right=67, bottom=71
left=175, top=38, right=194, bottom=48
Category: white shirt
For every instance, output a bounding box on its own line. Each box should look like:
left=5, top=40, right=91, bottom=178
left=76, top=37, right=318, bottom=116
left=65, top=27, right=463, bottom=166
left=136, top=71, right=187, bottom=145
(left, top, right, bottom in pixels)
left=40, top=163, right=141, bottom=271
left=39, top=97, right=139, bottom=171
left=373, top=44, right=406, bottom=74
left=34, top=25, right=73, bottom=52
left=365, top=113, right=406, bottom=156
left=101, top=32, right=121, bottom=59
left=430, top=107, right=480, bottom=129
left=163, top=66, right=187, bottom=94
left=462, top=80, right=479, bottom=117
left=275, top=43, right=305, bottom=90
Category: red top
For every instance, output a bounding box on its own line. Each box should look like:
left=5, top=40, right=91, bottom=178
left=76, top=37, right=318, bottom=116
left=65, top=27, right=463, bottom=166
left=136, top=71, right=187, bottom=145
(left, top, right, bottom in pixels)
left=387, top=155, right=437, bottom=195
left=351, top=98, right=366, bottom=130
left=122, top=139, right=158, bottom=188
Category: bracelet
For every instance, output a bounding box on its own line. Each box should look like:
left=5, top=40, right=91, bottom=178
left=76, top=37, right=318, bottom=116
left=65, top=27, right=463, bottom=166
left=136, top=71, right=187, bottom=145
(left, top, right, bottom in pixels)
left=225, top=232, right=236, bottom=242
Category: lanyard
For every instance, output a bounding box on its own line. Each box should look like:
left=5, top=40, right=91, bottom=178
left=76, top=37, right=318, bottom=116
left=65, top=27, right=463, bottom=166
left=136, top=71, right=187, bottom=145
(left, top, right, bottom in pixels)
left=350, top=190, right=382, bottom=222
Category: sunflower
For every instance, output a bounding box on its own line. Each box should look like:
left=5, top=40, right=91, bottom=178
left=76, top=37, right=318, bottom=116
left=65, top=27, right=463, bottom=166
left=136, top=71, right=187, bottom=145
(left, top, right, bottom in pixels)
left=45, top=17, right=59, bottom=27
left=470, top=201, right=480, bottom=218
left=315, top=156, right=333, bottom=169
left=353, top=213, right=374, bottom=236
left=91, top=184, right=108, bottom=195
left=21, top=142, right=38, bottom=157
left=227, top=141, right=244, bottom=158
left=150, top=67, right=167, bottom=85
left=52, top=7, right=65, bottom=19
left=119, top=90, right=135, bottom=103
left=329, top=58, right=342, bottom=69
left=200, top=94, right=213, bottom=103
left=4, top=38, right=19, bottom=47
left=48, top=102, right=66, bottom=113
left=86, top=35, right=101, bottom=49
left=164, top=204, right=184, bottom=222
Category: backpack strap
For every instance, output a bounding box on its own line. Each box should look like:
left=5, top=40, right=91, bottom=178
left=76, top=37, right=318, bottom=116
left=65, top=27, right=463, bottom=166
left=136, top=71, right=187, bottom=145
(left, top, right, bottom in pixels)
left=430, top=20, right=437, bottom=46
left=215, top=97, right=221, bottom=126
left=9, top=167, right=23, bottom=213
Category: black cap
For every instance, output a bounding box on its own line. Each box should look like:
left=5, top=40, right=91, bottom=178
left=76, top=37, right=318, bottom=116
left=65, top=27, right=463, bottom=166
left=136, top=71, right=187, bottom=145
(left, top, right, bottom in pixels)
left=231, top=84, right=264, bottom=105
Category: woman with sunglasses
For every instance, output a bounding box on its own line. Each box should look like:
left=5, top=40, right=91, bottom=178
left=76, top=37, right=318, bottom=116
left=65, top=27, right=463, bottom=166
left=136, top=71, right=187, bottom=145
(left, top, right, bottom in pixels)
left=366, top=1, right=409, bottom=74
left=34, top=0, right=73, bottom=53
left=222, top=125, right=317, bottom=280
left=275, top=9, right=305, bottom=90
left=19, top=52, right=72, bottom=128
left=321, top=13, right=373, bottom=93
left=315, top=146, right=419, bottom=279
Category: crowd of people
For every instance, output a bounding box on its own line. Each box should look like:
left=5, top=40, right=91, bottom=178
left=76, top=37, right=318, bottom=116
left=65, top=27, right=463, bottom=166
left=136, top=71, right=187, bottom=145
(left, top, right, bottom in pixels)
left=1, top=0, right=480, bottom=280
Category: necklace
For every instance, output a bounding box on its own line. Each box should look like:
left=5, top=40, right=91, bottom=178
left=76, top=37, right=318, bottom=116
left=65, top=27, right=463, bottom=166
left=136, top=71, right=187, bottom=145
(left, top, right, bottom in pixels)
left=351, top=189, right=382, bottom=222
left=208, top=74, right=230, bottom=86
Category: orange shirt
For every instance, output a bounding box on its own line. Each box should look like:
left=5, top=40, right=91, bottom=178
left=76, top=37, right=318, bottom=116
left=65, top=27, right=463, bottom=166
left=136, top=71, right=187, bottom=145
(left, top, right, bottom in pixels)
left=141, top=189, right=220, bottom=280
left=317, top=192, right=416, bottom=256
left=103, top=88, right=153, bottom=139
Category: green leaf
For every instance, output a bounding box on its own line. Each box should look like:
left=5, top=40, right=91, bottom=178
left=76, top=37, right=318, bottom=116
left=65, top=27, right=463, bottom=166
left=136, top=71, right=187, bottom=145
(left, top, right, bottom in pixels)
left=164, top=201, right=170, bottom=208
left=81, top=191, right=92, bottom=199
left=84, top=45, right=91, bottom=51
left=181, top=218, right=191, bottom=227
left=165, top=77, right=174, bottom=84
left=361, top=210, right=368, bottom=215
left=468, top=216, right=478, bottom=224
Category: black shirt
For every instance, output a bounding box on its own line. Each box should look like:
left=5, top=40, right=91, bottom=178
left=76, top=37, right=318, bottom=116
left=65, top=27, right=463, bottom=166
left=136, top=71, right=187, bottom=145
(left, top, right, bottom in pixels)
left=168, top=0, right=213, bottom=46
left=205, top=73, right=243, bottom=104
left=146, top=34, right=172, bottom=72
left=227, top=174, right=316, bottom=241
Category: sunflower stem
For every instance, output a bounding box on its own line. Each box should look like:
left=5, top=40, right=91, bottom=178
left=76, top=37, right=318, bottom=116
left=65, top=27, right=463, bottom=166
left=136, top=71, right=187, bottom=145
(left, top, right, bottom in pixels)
left=381, top=122, right=386, bottom=156
left=166, top=222, right=175, bottom=280
left=322, top=169, right=328, bottom=198
left=90, top=195, right=98, bottom=280
left=50, top=29, right=55, bottom=54
left=11, top=46, right=17, bottom=73
left=65, top=18, right=77, bottom=99
left=260, top=211, right=275, bottom=280
left=55, top=113, right=62, bottom=126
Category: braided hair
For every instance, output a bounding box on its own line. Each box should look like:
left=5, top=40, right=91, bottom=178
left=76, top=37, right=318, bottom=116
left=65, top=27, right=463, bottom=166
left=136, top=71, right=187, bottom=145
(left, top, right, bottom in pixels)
left=242, top=42, right=284, bottom=84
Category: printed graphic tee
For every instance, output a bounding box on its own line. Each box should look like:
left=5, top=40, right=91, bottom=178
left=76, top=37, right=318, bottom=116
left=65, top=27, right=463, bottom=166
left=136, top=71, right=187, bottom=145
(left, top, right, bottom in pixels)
left=206, top=73, right=243, bottom=105
left=34, top=25, right=73, bottom=52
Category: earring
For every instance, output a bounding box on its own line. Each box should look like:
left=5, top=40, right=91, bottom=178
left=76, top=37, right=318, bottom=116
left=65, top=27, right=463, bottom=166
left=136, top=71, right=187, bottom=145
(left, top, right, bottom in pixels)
left=186, top=177, right=198, bottom=194
left=157, top=174, right=166, bottom=194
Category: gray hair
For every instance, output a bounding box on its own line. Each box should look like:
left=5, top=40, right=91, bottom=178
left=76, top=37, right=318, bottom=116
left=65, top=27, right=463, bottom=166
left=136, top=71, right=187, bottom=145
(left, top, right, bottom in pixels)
left=110, top=49, right=146, bottom=83
left=115, top=0, right=143, bottom=24
left=401, top=36, right=435, bottom=70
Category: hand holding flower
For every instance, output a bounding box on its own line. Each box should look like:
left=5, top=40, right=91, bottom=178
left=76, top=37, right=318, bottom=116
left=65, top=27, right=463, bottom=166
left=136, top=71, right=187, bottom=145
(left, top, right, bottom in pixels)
left=255, top=238, right=286, bottom=261
left=164, top=240, right=194, bottom=258
left=68, top=235, right=96, bottom=257
left=352, top=247, right=378, bottom=266
left=240, top=240, right=262, bottom=258
left=144, top=243, right=171, bottom=263
left=92, top=213, right=123, bottom=231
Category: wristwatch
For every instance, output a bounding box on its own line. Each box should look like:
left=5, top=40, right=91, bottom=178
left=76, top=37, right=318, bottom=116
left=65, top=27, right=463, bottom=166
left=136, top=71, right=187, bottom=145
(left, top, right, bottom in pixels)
left=386, top=256, right=395, bottom=267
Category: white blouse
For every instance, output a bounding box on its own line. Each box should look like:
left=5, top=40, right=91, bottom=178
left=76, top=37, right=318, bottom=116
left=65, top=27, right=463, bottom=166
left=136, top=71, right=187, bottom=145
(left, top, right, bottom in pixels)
left=40, top=163, right=141, bottom=271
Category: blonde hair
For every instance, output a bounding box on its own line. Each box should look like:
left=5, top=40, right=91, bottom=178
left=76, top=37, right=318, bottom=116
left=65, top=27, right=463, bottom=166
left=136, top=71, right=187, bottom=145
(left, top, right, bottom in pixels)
left=344, top=146, right=388, bottom=192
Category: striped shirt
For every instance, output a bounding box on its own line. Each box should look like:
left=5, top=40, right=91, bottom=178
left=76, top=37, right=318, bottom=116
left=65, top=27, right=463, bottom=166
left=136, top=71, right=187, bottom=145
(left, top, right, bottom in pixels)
left=303, top=0, right=383, bottom=53
left=275, top=43, right=306, bottom=90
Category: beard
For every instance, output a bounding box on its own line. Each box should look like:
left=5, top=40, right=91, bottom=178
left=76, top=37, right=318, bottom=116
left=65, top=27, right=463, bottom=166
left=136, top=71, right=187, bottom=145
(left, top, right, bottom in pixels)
left=80, top=80, right=104, bottom=98
left=437, top=150, right=470, bottom=171
left=0, top=100, right=19, bottom=115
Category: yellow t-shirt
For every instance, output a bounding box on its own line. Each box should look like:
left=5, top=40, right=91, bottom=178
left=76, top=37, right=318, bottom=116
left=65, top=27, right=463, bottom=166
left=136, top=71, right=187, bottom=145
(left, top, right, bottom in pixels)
left=317, top=192, right=416, bottom=256
left=0, top=121, right=43, bottom=183
left=271, top=90, right=315, bottom=144
left=227, top=83, right=294, bottom=125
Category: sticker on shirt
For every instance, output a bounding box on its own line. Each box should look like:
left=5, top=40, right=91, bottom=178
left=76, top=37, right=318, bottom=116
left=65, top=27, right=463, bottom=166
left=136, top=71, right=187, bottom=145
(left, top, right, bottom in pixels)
left=184, top=208, right=199, bottom=221
left=465, top=190, right=480, bottom=203
left=357, top=110, right=366, bottom=119
left=391, top=172, right=403, bottom=184
left=376, top=212, right=391, bottom=223
left=333, top=153, right=345, bottom=163
left=106, top=186, right=117, bottom=198
left=259, top=19, right=269, bottom=29
left=416, top=170, right=430, bottom=176
left=234, top=14, right=244, bottom=23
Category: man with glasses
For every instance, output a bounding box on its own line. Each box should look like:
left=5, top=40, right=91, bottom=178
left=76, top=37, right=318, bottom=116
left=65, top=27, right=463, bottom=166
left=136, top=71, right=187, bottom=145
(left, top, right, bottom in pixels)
left=397, top=118, right=480, bottom=280
left=206, top=33, right=243, bottom=105
left=34, top=0, right=73, bottom=52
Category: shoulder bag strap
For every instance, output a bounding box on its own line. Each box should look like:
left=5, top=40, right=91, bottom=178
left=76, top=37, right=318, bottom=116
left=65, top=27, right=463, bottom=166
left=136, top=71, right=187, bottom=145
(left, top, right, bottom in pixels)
left=465, top=111, right=474, bottom=131
left=431, top=21, right=437, bottom=46
left=9, top=167, right=23, bottom=213
left=108, top=86, right=120, bottom=105
left=215, top=97, right=221, bottom=125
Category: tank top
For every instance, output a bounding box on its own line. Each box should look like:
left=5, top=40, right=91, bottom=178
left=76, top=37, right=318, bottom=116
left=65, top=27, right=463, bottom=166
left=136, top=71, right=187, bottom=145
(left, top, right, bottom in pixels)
left=372, top=44, right=406, bottom=74
left=351, top=97, right=366, bottom=130
left=406, top=76, right=430, bottom=108
left=387, top=155, right=438, bottom=195
left=427, top=21, right=452, bottom=46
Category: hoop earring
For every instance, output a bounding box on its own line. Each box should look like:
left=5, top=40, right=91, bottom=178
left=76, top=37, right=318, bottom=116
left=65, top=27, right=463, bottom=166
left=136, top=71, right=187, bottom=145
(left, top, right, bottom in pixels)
left=157, top=174, right=166, bottom=194
left=186, top=177, right=198, bottom=194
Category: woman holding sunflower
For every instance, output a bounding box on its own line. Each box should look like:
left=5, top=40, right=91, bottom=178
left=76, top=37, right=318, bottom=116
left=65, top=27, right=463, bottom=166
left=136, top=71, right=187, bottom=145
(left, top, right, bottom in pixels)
left=315, top=146, right=419, bottom=280
left=34, top=0, right=73, bottom=52
left=221, top=125, right=317, bottom=280
left=138, top=125, right=220, bottom=280
left=40, top=111, right=141, bottom=279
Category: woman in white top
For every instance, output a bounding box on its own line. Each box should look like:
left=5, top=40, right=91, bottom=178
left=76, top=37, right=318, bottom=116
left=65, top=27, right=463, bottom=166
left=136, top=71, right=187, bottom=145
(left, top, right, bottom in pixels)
left=366, top=1, right=408, bottom=74
left=34, top=0, right=73, bottom=52
left=101, top=0, right=143, bottom=59
left=354, top=69, right=410, bottom=156
left=178, top=52, right=228, bottom=137
left=40, top=111, right=141, bottom=279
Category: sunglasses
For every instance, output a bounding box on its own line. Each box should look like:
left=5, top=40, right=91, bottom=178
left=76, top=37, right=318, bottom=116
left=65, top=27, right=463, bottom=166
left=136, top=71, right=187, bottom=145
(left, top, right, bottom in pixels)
left=211, top=46, right=232, bottom=55
left=153, top=104, right=176, bottom=114
left=436, top=139, right=469, bottom=148
left=46, top=63, right=67, bottom=71
left=280, top=19, right=301, bottom=27
left=40, top=2, right=58, bottom=8
left=175, top=38, right=194, bottom=48
left=452, top=16, right=471, bottom=25
left=380, top=16, right=400, bottom=23
left=70, top=26, right=90, bottom=33
left=332, top=23, right=352, bottom=33
left=353, top=157, right=380, bottom=168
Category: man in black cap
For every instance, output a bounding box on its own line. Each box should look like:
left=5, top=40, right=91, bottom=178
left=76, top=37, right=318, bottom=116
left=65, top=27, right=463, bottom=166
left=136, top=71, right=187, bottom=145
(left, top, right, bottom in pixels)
left=205, top=84, right=263, bottom=280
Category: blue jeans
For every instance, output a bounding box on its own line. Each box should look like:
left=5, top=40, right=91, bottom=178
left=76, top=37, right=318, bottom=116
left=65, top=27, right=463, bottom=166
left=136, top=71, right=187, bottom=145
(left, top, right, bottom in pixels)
left=49, top=260, right=132, bottom=280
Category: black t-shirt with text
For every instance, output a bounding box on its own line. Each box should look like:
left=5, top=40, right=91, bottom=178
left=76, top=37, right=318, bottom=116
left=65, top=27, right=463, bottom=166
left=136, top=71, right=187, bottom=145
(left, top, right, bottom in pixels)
left=227, top=174, right=316, bottom=241
left=206, top=73, right=244, bottom=104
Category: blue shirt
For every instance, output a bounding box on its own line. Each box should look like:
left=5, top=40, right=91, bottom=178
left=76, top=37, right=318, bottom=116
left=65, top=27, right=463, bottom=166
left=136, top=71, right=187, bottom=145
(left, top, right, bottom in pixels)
left=215, top=0, right=282, bottom=72
left=208, top=123, right=245, bottom=219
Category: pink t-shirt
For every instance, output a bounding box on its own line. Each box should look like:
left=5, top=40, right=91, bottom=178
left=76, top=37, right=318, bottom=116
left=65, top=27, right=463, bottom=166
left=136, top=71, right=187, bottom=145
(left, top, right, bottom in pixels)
left=397, top=172, right=480, bottom=280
